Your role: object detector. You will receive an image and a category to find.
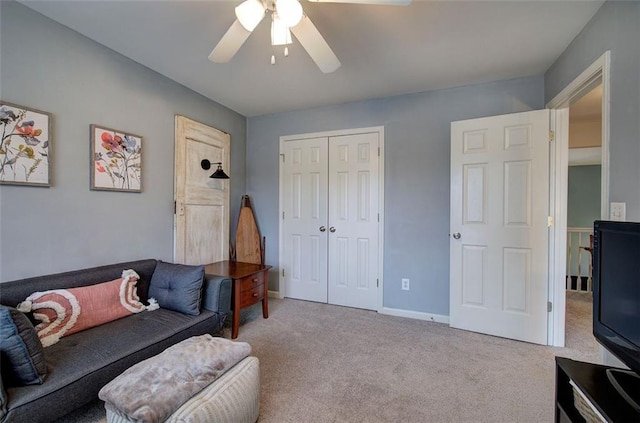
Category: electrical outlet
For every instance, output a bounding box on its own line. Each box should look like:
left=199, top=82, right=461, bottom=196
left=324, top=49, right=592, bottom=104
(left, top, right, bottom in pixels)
left=610, top=202, right=626, bottom=221
left=401, top=278, right=410, bottom=291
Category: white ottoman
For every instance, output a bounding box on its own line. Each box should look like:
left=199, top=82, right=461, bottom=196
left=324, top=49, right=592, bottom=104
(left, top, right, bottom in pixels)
left=100, top=336, right=260, bottom=423
left=105, top=356, right=260, bottom=423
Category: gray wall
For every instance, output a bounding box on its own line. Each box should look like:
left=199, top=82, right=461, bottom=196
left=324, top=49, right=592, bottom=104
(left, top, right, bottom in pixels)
left=0, top=2, right=246, bottom=281
left=247, top=76, right=544, bottom=316
left=545, top=0, right=640, bottom=221
left=568, top=165, right=601, bottom=227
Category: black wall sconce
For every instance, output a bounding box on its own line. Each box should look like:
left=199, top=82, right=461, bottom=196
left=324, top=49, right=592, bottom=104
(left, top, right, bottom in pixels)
left=201, top=160, right=230, bottom=179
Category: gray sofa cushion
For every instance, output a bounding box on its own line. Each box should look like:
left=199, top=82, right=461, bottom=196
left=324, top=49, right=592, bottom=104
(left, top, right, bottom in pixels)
left=149, top=262, right=204, bottom=316
left=0, top=305, right=47, bottom=386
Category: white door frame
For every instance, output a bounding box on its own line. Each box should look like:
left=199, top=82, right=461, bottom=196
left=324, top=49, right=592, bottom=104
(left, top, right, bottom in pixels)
left=278, top=126, right=385, bottom=311
left=546, top=51, right=611, bottom=347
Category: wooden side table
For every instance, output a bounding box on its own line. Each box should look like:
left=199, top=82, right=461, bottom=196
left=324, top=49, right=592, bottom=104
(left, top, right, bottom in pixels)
left=205, top=261, right=271, bottom=339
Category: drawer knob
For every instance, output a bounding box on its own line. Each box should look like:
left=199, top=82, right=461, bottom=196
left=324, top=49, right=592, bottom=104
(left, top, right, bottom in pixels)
left=252, top=292, right=258, bottom=297
left=252, top=278, right=259, bottom=282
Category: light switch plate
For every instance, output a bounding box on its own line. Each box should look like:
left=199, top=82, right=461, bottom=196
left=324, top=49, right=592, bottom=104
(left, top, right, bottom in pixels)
left=610, top=202, right=626, bottom=221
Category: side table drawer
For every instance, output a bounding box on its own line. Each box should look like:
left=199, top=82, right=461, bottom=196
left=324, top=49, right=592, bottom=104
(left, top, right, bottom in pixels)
left=240, top=272, right=264, bottom=292
left=239, top=284, right=264, bottom=308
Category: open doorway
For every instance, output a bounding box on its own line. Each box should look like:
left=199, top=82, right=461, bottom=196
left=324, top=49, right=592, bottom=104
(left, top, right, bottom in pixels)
left=564, top=82, right=602, bottom=352
left=547, top=51, right=610, bottom=349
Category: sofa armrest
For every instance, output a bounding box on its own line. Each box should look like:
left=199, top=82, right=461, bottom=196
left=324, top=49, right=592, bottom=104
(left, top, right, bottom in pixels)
left=202, top=275, right=232, bottom=316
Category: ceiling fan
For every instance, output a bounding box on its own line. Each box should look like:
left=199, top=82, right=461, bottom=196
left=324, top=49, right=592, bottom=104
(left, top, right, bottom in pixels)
left=209, top=0, right=411, bottom=73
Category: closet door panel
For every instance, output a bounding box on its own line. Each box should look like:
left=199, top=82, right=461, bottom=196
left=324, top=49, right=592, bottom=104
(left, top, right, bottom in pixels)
left=282, top=137, right=329, bottom=303
left=327, top=132, right=379, bottom=310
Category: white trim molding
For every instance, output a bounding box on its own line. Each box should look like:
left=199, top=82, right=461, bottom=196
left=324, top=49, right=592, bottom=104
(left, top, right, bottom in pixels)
left=569, top=147, right=602, bottom=166
left=380, top=307, right=450, bottom=325
left=546, top=50, right=611, bottom=347
left=268, top=290, right=282, bottom=299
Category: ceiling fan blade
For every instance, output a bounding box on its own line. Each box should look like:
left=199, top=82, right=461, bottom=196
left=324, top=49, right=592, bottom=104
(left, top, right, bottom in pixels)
left=290, top=15, right=341, bottom=73
left=208, top=19, right=252, bottom=63
left=307, top=0, right=411, bottom=5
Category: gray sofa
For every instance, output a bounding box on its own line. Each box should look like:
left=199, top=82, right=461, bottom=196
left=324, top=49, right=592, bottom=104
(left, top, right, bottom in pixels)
left=0, top=259, right=232, bottom=423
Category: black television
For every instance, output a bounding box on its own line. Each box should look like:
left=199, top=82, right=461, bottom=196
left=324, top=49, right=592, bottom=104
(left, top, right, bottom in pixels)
left=592, top=220, right=640, bottom=410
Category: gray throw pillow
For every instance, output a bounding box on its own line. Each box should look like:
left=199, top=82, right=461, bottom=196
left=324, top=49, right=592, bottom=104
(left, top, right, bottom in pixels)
left=149, top=261, right=204, bottom=316
left=0, top=305, right=47, bottom=386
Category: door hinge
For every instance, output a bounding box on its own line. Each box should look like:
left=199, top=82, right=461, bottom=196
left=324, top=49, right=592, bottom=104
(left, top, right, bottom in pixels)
left=547, top=216, right=554, bottom=227
left=376, top=279, right=379, bottom=288
left=282, top=211, right=285, bottom=220
left=174, top=201, right=176, bottom=214
left=549, top=130, right=555, bottom=142
left=378, top=213, right=380, bottom=222
left=281, top=153, right=285, bottom=162
left=378, top=147, right=380, bottom=157
left=282, top=269, right=285, bottom=277
left=548, top=301, right=553, bottom=312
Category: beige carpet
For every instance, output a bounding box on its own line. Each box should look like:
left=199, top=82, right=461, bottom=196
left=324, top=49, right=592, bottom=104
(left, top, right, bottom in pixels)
left=54, top=292, right=599, bottom=422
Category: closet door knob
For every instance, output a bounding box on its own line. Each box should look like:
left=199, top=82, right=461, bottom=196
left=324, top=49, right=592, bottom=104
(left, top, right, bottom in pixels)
left=319, top=226, right=326, bottom=232
left=329, top=227, right=336, bottom=233
left=452, top=232, right=461, bottom=240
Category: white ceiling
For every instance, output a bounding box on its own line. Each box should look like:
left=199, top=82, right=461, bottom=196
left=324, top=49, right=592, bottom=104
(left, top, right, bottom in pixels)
left=19, top=0, right=604, bottom=117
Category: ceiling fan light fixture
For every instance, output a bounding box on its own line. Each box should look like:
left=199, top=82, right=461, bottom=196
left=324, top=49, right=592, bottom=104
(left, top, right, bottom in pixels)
left=271, top=14, right=292, bottom=46
left=235, top=0, right=266, bottom=32
left=212, top=0, right=345, bottom=72
left=276, top=0, right=303, bottom=28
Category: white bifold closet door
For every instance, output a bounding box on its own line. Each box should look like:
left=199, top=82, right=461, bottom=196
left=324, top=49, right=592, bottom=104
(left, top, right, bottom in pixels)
left=282, top=131, right=379, bottom=310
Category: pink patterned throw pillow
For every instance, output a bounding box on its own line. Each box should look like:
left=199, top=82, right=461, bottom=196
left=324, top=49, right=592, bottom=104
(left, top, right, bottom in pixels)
left=17, top=269, right=146, bottom=347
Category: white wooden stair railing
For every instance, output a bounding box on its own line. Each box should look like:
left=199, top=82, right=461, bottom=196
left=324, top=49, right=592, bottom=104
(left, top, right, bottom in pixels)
left=566, top=227, right=594, bottom=292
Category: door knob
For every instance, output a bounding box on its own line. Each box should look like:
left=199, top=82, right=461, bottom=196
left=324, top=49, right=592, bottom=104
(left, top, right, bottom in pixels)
left=329, top=227, right=336, bottom=233
left=452, top=232, right=461, bottom=239
left=319, top=226, right=326, bottom=232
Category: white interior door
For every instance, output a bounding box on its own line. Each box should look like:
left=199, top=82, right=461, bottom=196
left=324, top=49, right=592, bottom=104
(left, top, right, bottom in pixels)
left=282, top=137, right=329, bottom=303
left=327, top=133, right=379, bottom=309
left=174, top=116, right=230, bottom=265
left=450, top=110, right=550, bottom=345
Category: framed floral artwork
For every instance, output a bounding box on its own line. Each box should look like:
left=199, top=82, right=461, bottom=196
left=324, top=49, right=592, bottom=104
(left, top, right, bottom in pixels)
left=90, top=124, right=142, bottom=193
left=0, top=101, right=52, bottom=187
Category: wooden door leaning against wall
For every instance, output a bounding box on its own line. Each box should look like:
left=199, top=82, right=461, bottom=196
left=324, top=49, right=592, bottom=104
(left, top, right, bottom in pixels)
left=174, top=115, right=230, bottom=265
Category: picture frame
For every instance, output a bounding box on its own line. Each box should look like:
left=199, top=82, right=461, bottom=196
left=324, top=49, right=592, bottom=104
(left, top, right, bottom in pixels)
left=0, top=101, right=52, bottom=187
left=90, top=124, right=142, bottom=193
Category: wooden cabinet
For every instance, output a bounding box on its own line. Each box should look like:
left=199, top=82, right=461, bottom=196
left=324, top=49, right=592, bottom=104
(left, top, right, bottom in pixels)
left=205, top=261, right=271, bottom=339
left=555, top=357, right=640, bottom=422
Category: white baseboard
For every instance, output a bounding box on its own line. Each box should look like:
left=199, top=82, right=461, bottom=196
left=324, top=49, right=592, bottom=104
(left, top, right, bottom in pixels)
left=380, top=307, right=450, bottom=324
left=268, top=290, right=283, bottom=299
left=264, top=293, right=449, bottom=324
